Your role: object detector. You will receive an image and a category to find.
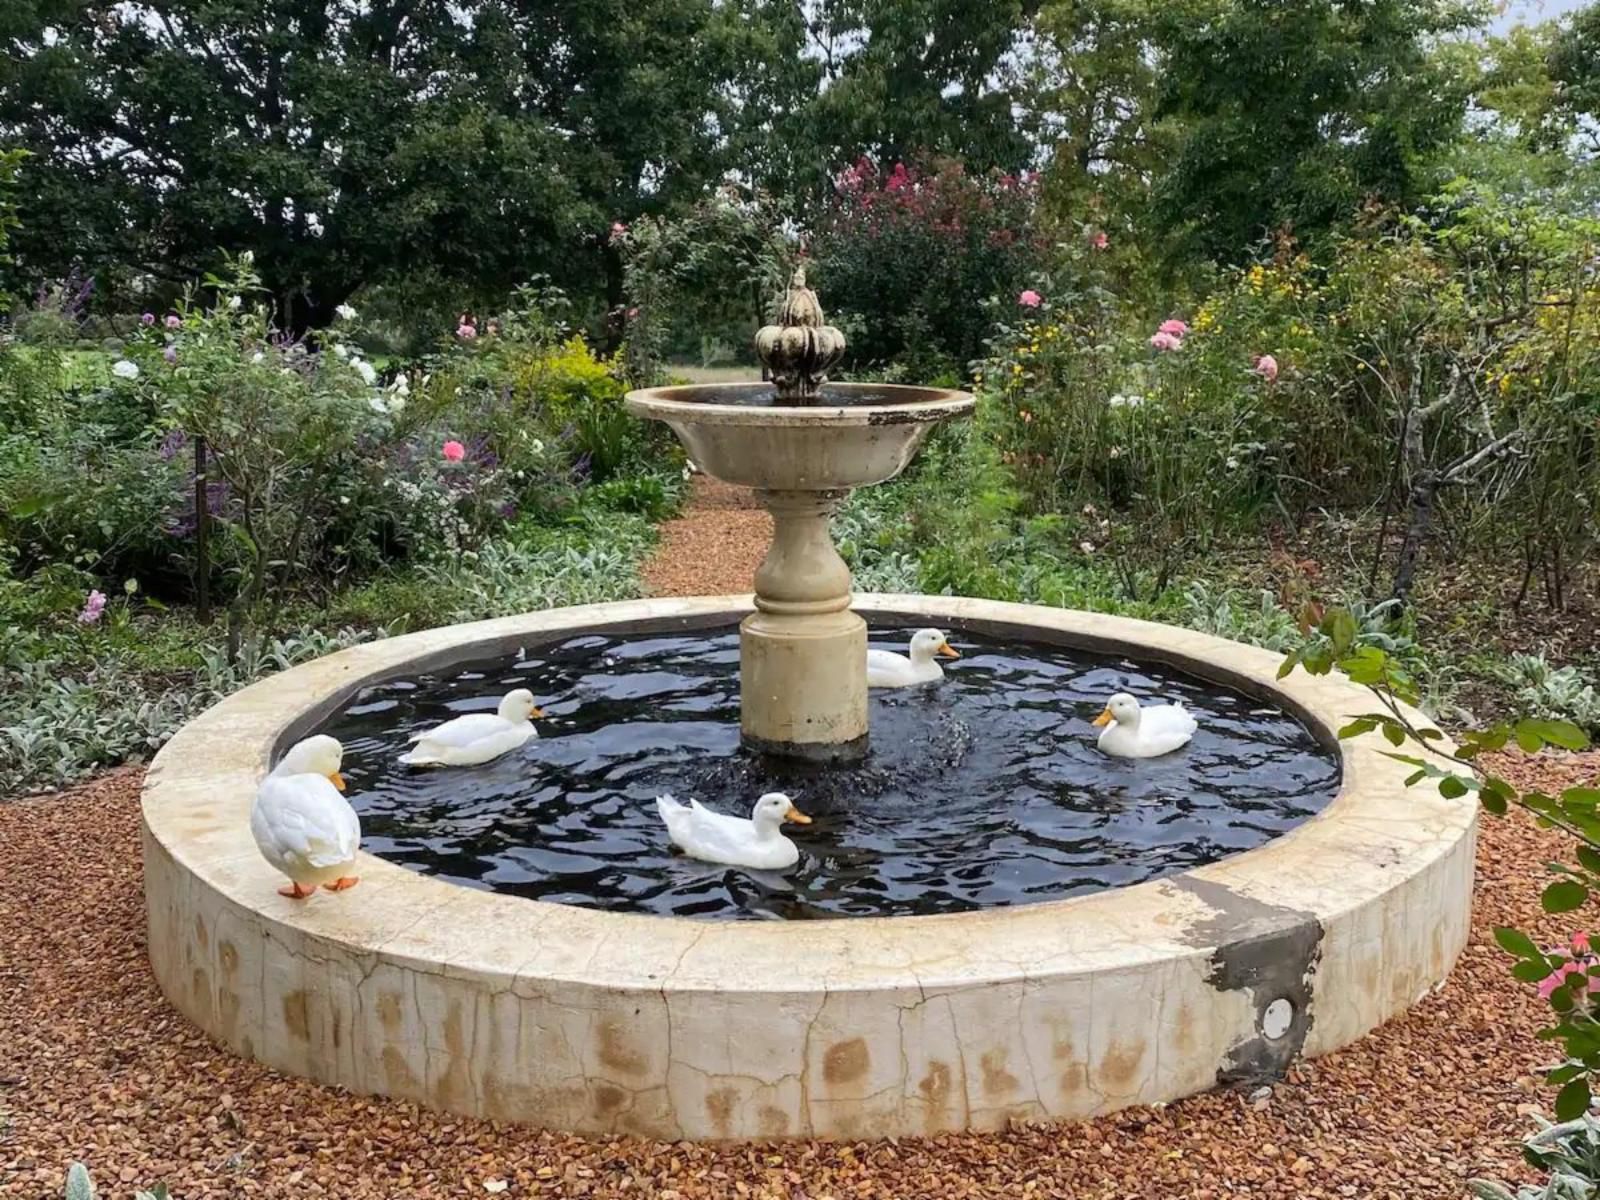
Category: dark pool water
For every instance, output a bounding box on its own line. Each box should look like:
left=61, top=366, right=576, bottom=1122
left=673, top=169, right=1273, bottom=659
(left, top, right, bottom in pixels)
left=653, top=383, right=943, bottom=408
left=314, top=626, right=1340, bottom=921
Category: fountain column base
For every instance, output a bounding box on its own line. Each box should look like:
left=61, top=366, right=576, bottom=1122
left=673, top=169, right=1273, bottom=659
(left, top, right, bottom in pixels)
left=740, top=608, right=868, bottom=762
left=740, top=488, right=868, bottom=762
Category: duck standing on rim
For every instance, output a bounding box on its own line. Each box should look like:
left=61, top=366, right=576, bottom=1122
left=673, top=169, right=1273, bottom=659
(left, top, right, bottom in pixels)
left=250, top=735, right=362, bottom=898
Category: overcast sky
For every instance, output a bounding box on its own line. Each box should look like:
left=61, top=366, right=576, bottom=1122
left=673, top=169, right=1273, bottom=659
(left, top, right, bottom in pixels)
left=1492, top=0, right=1590, bottom=31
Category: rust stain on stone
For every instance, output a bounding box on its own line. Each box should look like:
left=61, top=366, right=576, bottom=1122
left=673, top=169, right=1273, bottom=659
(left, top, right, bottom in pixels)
left=217, top=988, right=241, bottom=1037
left=218, top=939, right=239, bottom=977
left=282, top=990, right=310, bottom=1041
left=823, top=1038, right=869, bottom=1085
left=438, top=1002, right=471, bottom=1109
left=705, top=1086, right=736, bottom=1137
left=189, top=968, right=212, bottom=1022
left=1096, top=1037, right=1147, bottom=1092
left=597, top=1017, right=647, bottom=1076
left=979, top=1049, right=1019, bottom=1098
left=377, top=991, right=404, bottom=1031
left=758, top=1105, right=790, bottom=1137
left=382, top=1045, right=419, bottom=1092
left=919, top=1060, right=952, bottom=1104
left=592, top=1083, right=628, bottom=1115
left=1174, top=1002, right=1196, bottom=1054
left=193, top=916, right=209, bottom=949
left=1059, top=1062, right=1089, bottom=1102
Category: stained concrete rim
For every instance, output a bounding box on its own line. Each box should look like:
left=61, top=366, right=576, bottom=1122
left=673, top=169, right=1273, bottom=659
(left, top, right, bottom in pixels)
left=624, top=384, right=976, bottom=427
left=141, top=593, right=1476, bottom=996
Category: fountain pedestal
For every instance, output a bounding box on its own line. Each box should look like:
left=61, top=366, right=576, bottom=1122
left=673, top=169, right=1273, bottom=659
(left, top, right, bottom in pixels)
left=741, top=488, right=868, bottom=761
left=625, top=268, right=974, bottom=761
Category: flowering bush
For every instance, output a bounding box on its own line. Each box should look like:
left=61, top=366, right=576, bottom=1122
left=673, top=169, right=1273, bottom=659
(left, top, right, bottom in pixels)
left=810, top=156, right=1043, bottom=373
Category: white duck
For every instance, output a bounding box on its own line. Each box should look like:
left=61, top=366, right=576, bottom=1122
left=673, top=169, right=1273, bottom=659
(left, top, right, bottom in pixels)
left=398, top=688, right=546, bottom=767
left=250, top=735, right=362, bottom=898
left=655, top=791, right=812, bottom=872
left=1092, top=692, right=1199, bottom=758
left=866, top=628, right=961, bottom=688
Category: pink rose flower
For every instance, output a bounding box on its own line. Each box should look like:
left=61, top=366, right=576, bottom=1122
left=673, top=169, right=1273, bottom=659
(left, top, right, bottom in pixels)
left=1254, top=354, right=1280, bottom=383
left=1538, top=960, right=1593, bottom=1000
left=442, top=440, right=466, bottom=463
left=1575, top=932, right=1592, bottom=955
left=165, top=314, right=181, bottom=330
left=457, top=323, right=477, bottom=340
left=626, top=307, right=640, bottom=320
left=78, top=589, right=107, bottom=625
left=1091, top=231, right=1109, bottom=251
left=1018, top=290, right=1042, bottom=308
left=611, top=221, right=627, bottom=239
left=163, top=345, right=178, bottom=365
left=1159, top=319, right=1189, bottom=337
left=1149, top=331, right=1182, bottom=352
left=140, top=312, right=155, bottom=326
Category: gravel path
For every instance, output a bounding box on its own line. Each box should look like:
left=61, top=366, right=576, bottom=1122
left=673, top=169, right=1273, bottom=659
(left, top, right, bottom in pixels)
left=2, top=751, right=1597, bottom=1198
left=642, top=476, right=771, bottom=597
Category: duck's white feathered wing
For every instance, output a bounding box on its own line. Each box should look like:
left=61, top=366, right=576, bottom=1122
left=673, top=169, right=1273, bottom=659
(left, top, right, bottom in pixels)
left=405, top=712, right=507, bottom=750
left=252, top=774, right=361, bottom=870
left=866, top=649, right=913, bottom=687
left=1142, top=703, right=1199, bottom=754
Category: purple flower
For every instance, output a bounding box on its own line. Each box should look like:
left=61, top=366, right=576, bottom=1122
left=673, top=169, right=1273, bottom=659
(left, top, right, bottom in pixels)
left=163, top=344, right=178, bottom=365
left=165, top=314, right=181, bottom=330
left=157, top=430, right=188, bottom=461
left=140, top=312, right=156, bottom=326
left=78, top=590, right=107, bottom=625
left=498, top=501, right=518, bottom=521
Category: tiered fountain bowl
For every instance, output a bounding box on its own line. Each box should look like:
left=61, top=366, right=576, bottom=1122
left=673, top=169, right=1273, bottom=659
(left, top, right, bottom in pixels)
left=141, top=270, right=1477, bottom=1141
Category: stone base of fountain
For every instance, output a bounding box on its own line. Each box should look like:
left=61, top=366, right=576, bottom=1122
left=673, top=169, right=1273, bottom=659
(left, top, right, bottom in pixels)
left=141, top=595, right=1477, bottom=1141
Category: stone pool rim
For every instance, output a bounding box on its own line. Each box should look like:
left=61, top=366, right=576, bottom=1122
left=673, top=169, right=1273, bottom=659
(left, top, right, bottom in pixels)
left=142, top=594, right=1478, bottom=1140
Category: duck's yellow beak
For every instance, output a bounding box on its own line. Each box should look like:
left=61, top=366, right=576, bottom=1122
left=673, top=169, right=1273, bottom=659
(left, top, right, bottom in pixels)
left=937, top=642, right=961, bottom=660
left=785, top=804, right=813, bottom=825
left=1092, top=709, right=1114, bottom=728
left=328, top=770, right=348, bottom=791
left=531, top=706, right=547, bottom=719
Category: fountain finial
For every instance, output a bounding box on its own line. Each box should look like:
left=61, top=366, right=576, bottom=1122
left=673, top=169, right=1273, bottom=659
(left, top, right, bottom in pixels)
left=755, top=267, right=846, bottom=403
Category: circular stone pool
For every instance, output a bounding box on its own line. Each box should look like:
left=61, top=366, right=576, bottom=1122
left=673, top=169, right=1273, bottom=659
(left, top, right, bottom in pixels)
left=322, top=627, right=1339, bottom=920
left=141, top=595, right=1477, bottom=1141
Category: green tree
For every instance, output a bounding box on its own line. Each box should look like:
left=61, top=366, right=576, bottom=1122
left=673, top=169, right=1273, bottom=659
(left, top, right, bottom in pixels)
left=1148, top=0, right=1485, bottom=266
left=796, top=0, right=1039, bottom=193
left=0, top=0, right=805, bottom=329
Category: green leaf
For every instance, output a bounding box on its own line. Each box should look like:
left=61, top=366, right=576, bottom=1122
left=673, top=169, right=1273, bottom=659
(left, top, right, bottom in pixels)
left=1555, top=1077, right=1592, bottom=1121
left=1494, top=926, right=1543, bottom=960
left=1324, top=608, right=1358, bottom=656
left=1481, top=790, right=1508, bottom=816
left=1512, top=959, right=1553, bottom=983
left=1577, top=846, right=1600, bottom=876
left=1526, top=719, right=1590, bottom=753
left=1543, top=879, right=1590, bottom=913
left=1276, top=650, right=1300, bottom=680
left=1383, top=722, right=1406, bottom=747
left=1565, top=788, right=1600, bottom=810
left=1439, top=775, right=1472, bottom=800
left=1338, top=718, right=1377, bottom=738
left=1548, top=1062, right=1587, bottom=1085
left=1516, top=725, right=1544, bottom=754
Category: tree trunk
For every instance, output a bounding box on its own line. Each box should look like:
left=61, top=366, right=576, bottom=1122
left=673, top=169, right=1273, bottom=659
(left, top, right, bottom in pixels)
left=1389, top=471, right=1439, bottom=611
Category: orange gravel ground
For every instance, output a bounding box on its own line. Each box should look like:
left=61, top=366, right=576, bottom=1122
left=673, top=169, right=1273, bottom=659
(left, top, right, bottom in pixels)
left=2, top=755, right=1596, bottom=1199
left=3, top=481, right=1597, bottom=1198
left=641, top=477, right=771, bottom=598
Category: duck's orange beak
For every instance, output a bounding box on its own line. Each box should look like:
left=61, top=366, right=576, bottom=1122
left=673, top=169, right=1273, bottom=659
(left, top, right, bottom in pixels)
left=531, top=706, right=547, bottom=719
left=785, top=805, right=813, bottom=825
left=328, top=770, right=348, bottom=791
left=1092, top=709, right=1114, bottom=728
left=937, top=642, right=961, bottom=660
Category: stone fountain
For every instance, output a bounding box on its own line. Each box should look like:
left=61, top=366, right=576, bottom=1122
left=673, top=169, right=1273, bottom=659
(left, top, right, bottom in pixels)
left=624, top=269, right=975, bottom=761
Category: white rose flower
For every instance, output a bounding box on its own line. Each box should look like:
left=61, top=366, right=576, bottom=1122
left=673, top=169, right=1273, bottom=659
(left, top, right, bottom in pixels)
left=352, top=358, right=377, bottom=385
left=250, top=351, right=264, bottom=364
left=368, top=397, right=388, bottom=415
left=530, top=438, right=545, bottom=454
left=1079, top=541, right=1095, bottom=555
left=226, top=295, right=242, bottom=310
left=333, top=343, right=350, bottom=359
left=387, top=395, right=405, bottom=414
left=390, top=372, right=409, bottom=395
left=240, top=250, right=254, bottom=265
left=335, top=303, right=358, bottom=321
left=112, top=359, right=140, bottom=380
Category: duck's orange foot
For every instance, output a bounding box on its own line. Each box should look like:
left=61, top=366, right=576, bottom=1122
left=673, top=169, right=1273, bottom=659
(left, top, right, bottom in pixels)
left=323, top=876, right=360, bottom=892
left=278, top=882, right=316, bottom=899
